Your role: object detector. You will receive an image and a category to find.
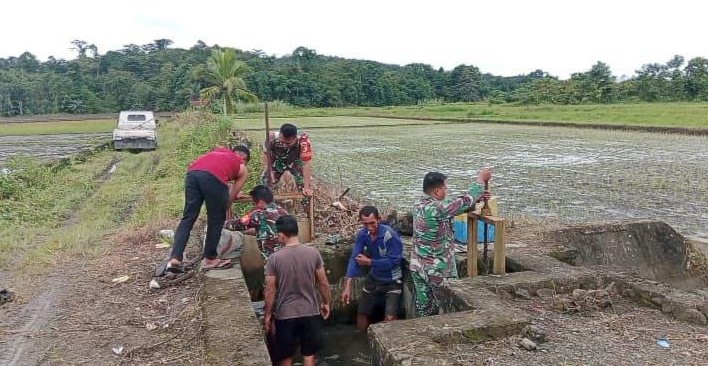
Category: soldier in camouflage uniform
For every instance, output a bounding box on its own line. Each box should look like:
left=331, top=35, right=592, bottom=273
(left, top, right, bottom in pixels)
left=226, top=185, right=289, bottom=260
left=410, top=169, right=491, bottom=317
left=261, top=123, right=313, bottom=211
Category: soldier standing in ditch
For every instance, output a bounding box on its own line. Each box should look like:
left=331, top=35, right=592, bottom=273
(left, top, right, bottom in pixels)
left=410, top=168, right=491, bottom=317
left=262, top=123, right=313, bottom=209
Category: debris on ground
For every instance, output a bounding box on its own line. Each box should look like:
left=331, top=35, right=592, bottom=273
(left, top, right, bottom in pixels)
left=112, top=345, right=124, bottom=355
left=111, top=275, right=130, bottom=284
left=34, top=218, right=209, bottom=364
left=0, top=288, right=15, bottom=305
left=656, top=337, right=671, bottom=348
left=521, top=325, right=547, bottom=344
left=553, top=289, right=613, bottom=314
left=454, top=297, right=707, bottom=365
left=518, top=337, right=538, bottom=351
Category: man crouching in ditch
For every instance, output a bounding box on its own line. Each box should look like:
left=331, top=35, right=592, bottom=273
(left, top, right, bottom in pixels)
left=341, top=206, right=404, bottom=331
left=410, top=169, right=491, bottom=317
left=264, top=215, right=331, bottom=366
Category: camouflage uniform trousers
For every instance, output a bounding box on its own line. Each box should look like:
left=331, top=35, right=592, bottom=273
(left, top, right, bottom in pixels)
left=258, top=240, right=283, bottom=262
left=260, top=159, right=310, bottom=213
left=259, top=241, right=283, bottom=291
left=411, top=269, right=450, bottom=317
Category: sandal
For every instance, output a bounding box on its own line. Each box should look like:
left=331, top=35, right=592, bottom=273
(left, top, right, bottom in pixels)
left=202, top=258, right=233, bottom=271
left=165, top=261, right=186, bottom=274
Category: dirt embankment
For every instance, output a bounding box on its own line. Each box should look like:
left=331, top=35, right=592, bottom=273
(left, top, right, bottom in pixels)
left=0, top=112, right=174, bottom=124
left=359, top=115, right=708, bottom=136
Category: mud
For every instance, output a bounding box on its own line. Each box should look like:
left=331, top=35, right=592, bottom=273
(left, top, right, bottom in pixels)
left=0, top=133, right=109, bottom=164
left=309, top=121, right=708, bottom=237
left=0, top=278, right=60, bottom=366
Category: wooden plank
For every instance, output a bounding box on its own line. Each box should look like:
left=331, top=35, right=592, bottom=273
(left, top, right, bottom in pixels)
left=468, top=212, right=507, bottom=225
left=232, top=192, right=304, bottom=203
left=493, top=220, right=506, bottom=275
left=467, top=216, right=478, bottom=277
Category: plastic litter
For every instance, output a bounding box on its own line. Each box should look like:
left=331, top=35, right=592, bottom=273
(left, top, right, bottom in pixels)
left=111, top=275, right=130, bottom=284
left=158, top=229, right=175, bottom=245
left=656, top=337, right=670, bottom=348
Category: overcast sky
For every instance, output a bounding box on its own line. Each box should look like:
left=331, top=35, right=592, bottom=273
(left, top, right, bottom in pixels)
left=3, top=0, right=706, bottom=79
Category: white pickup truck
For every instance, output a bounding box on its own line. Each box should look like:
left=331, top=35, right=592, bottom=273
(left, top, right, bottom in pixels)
left=112, top=111, right=158, bottom=150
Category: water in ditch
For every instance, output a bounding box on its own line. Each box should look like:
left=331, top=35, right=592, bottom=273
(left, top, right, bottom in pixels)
left=250, top=303, right=372, bottom=365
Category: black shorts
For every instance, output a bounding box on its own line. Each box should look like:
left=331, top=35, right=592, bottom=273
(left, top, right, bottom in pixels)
left=274, top=315, right=323, bottom=360
left=358, top=276, right=402, bottom=318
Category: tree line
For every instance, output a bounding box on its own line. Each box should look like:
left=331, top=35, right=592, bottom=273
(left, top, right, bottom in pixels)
left=1, top=39, right=707, bottom=116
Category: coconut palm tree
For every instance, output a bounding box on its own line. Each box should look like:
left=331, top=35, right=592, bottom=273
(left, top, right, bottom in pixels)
left=200, top=48, right=257, bottom=115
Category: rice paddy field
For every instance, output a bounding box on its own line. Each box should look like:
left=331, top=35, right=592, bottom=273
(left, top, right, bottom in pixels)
left=274, top=117, right=708, bottom=238
left=0, top=133, right=109, bottom=165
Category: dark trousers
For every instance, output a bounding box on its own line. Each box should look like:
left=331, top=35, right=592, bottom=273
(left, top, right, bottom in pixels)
left=171, top=170, right=228, bottom=261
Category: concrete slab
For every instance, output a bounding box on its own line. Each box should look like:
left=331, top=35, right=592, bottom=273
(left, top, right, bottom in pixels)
left=203, top=263, right=271, bottom=365
left=369, top=308, right=529, bottom=366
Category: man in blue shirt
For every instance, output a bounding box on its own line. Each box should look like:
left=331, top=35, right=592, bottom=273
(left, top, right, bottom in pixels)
left=341, top=206, right=403, bottom=331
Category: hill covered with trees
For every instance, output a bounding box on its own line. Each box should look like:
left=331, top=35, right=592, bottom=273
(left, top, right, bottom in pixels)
left=1, top=39, right=707, bottom=116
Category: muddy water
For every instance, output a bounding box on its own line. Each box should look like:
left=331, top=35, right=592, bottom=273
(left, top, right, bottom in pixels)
left=319, top=324, right=370, bottom=365
left=0, top=133, right=109, bottom=164
left=309, top=122, right=708, bottom=238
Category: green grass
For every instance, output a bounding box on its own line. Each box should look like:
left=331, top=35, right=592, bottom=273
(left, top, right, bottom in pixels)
left=0, top=119, right=114, bottom=136
left=239, top=102, right=708, bottom=129
left=0, top=112, right=255, bottom=269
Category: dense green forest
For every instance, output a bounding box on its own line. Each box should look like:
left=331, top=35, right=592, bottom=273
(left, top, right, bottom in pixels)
left=1, top=39, right=707, bottom=116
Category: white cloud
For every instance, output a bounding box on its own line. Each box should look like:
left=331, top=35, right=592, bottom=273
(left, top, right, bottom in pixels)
left=2, top=0, right=707, bottom=78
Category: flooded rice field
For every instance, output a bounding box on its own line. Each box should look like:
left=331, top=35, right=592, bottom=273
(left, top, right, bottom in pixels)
left=307, top=120, right=708, bottom=238
left=0, top=133, right=109, bottom=165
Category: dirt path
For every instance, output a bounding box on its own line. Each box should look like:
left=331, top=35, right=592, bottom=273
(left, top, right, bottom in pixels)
left=0, top=276, right=63, bottom=365
left=42, top=224, right=206, bottom=365
left=0, top=155, right=124, bottom=365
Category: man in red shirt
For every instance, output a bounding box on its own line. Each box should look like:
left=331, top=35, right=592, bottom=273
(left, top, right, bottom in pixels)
left=168, top=145, right=250, bottom=271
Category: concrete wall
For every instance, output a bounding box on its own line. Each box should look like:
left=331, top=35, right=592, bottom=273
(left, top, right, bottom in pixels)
left=549, top=220, right=691, bottom=281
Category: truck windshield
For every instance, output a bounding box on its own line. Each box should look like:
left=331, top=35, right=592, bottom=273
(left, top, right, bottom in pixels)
left=127, top=115, right=147, bottom=122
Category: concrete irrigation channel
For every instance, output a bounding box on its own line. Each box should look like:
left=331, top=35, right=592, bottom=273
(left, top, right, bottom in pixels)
left=205, top=220, right=707, bottom=365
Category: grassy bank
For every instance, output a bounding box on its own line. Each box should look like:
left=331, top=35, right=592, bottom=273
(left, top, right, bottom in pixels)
left=0, top=112, right=261, bottom=269
left=3, top=103, right=708, bottom=135
left=0, top=119, right=115, bottom=136
left=236, top=102, right=708, bottom=129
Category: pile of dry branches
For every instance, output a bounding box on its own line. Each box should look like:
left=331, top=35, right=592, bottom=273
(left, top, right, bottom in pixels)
left=311, top=180, right=361, bottom=238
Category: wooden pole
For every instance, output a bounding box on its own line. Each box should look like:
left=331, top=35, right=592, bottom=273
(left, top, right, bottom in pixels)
left=308, top=195, right=315, bottom=241
left=467, top=213, right=507, bottom=276
left=467, top=215, right=478, bottom=277
left=264, top=102, right=273, bottom=185
left=493, top=220, right=506, bottom=275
